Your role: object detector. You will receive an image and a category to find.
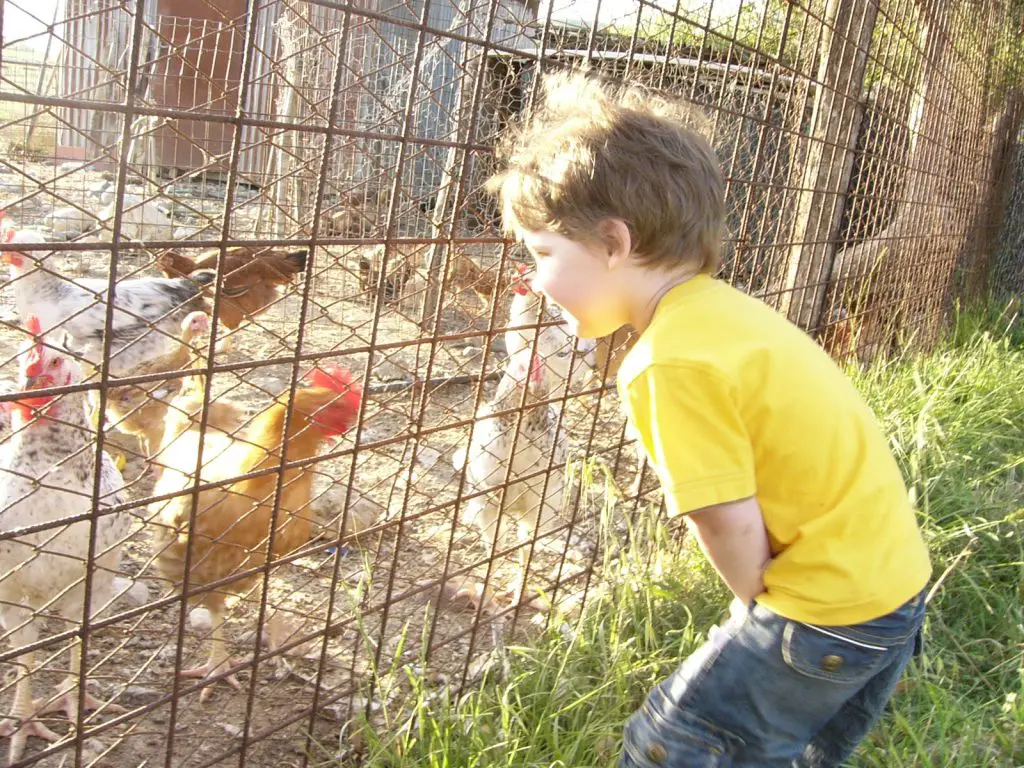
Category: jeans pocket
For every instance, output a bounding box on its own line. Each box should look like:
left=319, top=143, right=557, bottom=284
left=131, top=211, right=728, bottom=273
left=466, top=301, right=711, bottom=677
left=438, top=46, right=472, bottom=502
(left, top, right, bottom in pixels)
left=621, top=692, right=732, bottom=768
left=781, top=621, right=890, bottom=684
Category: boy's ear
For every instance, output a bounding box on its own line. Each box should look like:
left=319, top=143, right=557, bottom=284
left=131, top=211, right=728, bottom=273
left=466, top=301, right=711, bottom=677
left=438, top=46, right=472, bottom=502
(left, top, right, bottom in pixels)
left=598, top=219, right=633, bottom=270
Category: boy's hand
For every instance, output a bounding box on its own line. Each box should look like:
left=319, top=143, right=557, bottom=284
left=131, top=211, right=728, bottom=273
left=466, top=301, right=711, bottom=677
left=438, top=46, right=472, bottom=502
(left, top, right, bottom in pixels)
left=685, top=496, right=771, bottom=604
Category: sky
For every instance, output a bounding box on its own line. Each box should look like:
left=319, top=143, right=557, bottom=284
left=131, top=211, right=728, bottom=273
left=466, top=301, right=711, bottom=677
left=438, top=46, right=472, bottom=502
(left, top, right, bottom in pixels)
left=3, top=0, right=62, bottom=50
left=3, top=0, right=752, bottom=51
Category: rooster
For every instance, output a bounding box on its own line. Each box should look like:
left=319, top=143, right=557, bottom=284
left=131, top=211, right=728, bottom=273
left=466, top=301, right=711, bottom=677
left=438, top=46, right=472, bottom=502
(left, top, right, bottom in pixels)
left=452, top=352, right=569, bottom=608
left=1, top=226, right=213, bottom=377
left=155, top=247, right=308, bottom=335
left=103, top=310, right=212, bottom=460
left=0, top=317, right=130, bottom=762
left=148, top=365, right=362, bottom=701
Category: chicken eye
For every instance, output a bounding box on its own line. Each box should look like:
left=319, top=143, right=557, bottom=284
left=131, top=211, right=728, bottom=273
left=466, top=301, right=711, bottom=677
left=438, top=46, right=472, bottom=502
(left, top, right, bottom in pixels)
left=50, top=358, right=60, bottom=369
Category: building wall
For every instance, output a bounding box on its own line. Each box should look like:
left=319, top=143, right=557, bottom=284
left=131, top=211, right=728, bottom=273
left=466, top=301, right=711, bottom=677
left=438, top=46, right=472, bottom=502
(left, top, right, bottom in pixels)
left=148, top=0, right=248, bottom=177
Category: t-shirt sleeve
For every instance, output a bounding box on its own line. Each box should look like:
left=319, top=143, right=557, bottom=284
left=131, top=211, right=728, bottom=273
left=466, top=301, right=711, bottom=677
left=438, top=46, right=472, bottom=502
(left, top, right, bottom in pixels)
left=624, top=363, right=757, bottom=516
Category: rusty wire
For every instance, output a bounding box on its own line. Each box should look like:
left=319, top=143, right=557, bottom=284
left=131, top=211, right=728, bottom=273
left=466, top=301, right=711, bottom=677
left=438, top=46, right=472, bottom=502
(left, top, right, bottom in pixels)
left=0, top=0, right=1019, bottom=765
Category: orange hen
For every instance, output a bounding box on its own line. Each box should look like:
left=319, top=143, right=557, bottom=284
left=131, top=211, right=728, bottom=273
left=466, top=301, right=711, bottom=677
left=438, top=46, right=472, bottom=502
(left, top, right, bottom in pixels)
left=149, top=365, right=361, bottom=700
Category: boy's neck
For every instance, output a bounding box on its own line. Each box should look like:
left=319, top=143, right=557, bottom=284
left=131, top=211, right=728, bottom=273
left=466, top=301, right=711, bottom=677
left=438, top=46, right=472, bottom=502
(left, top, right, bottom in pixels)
left=627, top=264, right=703, bottom=334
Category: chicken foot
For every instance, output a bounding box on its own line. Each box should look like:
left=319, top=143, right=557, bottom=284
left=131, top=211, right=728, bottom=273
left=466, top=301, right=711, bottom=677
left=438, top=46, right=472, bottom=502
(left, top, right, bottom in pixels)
left=32, top=640, right=128, bottom=723
left=0, top=650, right=61, bottom=764
left=179, top=607, right=242, bottom=703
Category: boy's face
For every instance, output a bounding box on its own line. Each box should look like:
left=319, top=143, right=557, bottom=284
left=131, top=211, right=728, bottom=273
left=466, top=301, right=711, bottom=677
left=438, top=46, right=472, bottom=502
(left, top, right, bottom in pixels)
left=519, top=229, right=628, bottom=340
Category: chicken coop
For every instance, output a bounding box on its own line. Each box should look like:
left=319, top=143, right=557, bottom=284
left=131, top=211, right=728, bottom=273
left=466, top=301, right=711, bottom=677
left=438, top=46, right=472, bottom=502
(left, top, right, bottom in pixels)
left=0, top=0, right=1018, bottom=764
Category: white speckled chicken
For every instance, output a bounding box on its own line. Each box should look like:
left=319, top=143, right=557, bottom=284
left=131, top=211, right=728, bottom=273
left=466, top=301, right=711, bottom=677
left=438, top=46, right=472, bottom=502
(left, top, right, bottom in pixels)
left=1, top=226, right=212, bottom=377
left=453, top=352, right=569, bottom=606
left=504, top=272, right=577, bottom=391
left=0, top=317, right=130, bottom=763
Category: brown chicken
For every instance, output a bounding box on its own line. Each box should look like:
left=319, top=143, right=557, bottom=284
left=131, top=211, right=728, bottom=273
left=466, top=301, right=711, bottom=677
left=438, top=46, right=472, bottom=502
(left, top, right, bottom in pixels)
left=357, top=245, right=419, bottom=305
left=448, top=248, right=527, bottom=310
left=820, top=307, right=858, bottom=362
left=156, top=247, right=308, bottom=333
left=356, top=243, right=525, bottom=311
left=103, top=310, right=212, bottom=459
left=149, top=365, right=361, bottom=700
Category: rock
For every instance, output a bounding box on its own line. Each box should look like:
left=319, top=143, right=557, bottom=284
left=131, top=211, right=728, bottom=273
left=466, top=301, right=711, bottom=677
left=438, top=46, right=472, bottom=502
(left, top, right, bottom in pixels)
left=115, top=685, right=163, bottom=706
left=156, top=646, right=180, bottom=665
left=82, top=737, right=106, bottom=764
left=112, top=576, right=150, bottom=607
left=217, top=722, right=243, bottom=739
left=313, top=485, right=383, bottom=538
left=129, top=635, right=163, bottom=650
left=189, top=607, right=213, bottom=631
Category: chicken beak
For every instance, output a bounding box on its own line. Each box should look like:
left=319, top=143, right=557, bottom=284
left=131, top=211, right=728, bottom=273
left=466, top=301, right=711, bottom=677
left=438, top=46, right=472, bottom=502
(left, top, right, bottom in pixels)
left=23, top=374, right=53, bottom=391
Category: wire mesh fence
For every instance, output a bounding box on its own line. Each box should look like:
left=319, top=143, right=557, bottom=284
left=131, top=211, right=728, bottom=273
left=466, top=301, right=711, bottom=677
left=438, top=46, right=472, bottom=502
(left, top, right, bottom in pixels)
left=0, top=0, right=1019, bottom=765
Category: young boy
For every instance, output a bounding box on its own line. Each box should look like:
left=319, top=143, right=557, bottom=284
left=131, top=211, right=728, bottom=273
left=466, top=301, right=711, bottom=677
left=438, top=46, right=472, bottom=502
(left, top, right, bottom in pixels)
left=488, top=70, right=932, bottom=767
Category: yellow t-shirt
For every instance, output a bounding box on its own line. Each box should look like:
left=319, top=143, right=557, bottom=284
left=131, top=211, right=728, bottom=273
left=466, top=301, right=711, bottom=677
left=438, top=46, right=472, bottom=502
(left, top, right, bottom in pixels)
left=617, top=274, right=932, bottom=626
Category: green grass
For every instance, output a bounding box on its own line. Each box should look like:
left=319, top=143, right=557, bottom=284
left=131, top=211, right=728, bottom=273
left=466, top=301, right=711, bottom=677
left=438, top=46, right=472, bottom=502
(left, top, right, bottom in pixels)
left=337, top=301, right=1024, bottom=767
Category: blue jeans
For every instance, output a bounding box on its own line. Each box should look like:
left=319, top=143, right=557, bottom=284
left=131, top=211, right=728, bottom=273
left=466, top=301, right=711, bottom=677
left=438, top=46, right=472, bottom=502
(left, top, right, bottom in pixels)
left=620, top=589, right=926, bottom=767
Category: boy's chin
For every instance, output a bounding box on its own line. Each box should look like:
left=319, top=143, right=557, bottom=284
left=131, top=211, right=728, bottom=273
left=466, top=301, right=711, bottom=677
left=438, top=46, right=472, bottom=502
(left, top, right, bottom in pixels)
left=570, top=315, right=621, bottom=341
left=563, top=314, right=591, bottom=339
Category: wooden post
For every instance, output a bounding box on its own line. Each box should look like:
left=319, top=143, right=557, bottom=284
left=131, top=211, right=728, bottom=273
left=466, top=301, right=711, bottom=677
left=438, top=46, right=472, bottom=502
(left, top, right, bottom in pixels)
left=419, top=0, right=484, bottom=332
left=273, top=13, right=301, bottom=238
left=779, top=0, right=879, bottom=331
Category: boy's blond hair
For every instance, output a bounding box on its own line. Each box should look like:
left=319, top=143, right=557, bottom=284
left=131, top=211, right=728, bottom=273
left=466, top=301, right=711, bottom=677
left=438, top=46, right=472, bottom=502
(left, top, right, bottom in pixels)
left=488, top=69, right=725, bottom=273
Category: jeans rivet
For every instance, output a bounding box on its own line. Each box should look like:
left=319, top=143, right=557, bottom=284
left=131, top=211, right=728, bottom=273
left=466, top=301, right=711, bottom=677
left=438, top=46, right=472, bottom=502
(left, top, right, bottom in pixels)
left=822, top=654, right=844, bottom=672
left=646, top=742, right=668, bottom=763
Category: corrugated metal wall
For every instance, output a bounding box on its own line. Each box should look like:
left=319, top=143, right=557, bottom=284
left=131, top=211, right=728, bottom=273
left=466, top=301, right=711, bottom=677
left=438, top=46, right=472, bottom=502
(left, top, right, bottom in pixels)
left=57, top=0, right=159, bottom=162
left=55, top=0, right=525, bottom=188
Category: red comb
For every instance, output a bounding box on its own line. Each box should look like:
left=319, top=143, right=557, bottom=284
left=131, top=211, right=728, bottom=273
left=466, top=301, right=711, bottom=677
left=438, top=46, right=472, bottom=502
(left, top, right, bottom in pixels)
left=510, top=264, right=532, bottom=296
left=23, top=316, right=45, bottom=379
left=305, top=365, right=363, bottom=434
left=307, top=365, right=360, bottom=394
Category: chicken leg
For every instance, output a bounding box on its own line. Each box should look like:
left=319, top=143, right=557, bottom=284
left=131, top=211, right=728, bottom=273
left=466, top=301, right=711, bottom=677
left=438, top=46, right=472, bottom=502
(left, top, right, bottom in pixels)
left=1, top=650, right=61, bottom=764
left=0, top=606, right=61, bottom=764
left=178, top=604, right=242, bottom=703
left=32, top=640, right=127, bottom=723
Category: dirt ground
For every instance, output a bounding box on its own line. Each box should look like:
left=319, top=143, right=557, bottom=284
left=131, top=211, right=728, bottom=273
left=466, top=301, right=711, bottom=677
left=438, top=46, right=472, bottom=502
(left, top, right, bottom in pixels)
left=0, top=161, right=651, bottom=767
